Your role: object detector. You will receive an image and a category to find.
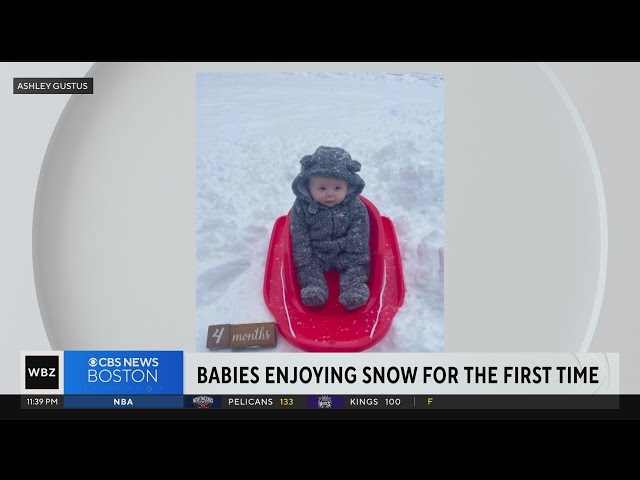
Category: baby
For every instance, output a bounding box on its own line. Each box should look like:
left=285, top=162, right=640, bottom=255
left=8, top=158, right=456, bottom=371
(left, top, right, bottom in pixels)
left=290, top=146, right=370, bottom=310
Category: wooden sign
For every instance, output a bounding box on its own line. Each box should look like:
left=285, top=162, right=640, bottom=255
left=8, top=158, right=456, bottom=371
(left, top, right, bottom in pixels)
left=229, top=322, right=277, bottom=348
left=206, top=324, right=231, bottom=350
left=206, top=322, right=277, bottom=350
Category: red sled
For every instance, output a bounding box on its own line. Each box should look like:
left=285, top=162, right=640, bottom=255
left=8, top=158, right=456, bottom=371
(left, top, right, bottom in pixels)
left=263, top=196, right=405, bottom=352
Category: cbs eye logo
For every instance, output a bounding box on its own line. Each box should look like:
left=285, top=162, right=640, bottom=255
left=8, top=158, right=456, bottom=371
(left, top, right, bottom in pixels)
left=88, top=358, right=98, bottom=367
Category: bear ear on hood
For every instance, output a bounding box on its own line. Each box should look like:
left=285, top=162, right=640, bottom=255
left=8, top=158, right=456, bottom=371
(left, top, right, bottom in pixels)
left=300, top=155, right=316, bottom=169
left=347, top=159, right=361, bottom=173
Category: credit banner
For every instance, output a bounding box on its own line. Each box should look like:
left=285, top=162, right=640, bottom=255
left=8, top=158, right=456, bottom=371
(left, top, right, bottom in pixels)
left=64, top=351, right=183, bottom=394
left=184, top=353, right=619, bottom=395
left=13, top=77, right=93, bottom=94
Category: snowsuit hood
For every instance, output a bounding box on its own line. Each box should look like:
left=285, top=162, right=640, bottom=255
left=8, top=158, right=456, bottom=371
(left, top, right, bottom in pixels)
left=291, top=146, right=365, bottom=212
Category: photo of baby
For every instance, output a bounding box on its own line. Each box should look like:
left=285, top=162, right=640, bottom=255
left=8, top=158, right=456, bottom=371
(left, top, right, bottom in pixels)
left=196, top=72, right=444, bottom=353
left=290, top=146, right=371, bottom=311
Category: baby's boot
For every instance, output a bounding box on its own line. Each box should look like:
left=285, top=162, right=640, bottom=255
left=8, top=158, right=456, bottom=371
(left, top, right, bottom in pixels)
left=339, top=283, right=370, bottom=310
left=301, top=285, right=328, bottom=308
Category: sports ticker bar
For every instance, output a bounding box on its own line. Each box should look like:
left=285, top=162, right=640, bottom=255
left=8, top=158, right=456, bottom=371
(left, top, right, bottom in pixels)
left=19, top=395, right=620, bottom=410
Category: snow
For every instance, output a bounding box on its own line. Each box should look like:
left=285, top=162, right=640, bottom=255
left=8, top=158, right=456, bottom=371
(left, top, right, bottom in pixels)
left=196, top=72, right=444, bottom=352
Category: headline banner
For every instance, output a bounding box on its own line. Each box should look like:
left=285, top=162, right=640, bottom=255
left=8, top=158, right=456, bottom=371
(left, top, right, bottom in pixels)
left=184, top=353, right=619, bottom=395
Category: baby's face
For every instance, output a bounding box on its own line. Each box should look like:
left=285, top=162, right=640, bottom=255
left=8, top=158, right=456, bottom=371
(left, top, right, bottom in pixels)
left=308, top=176, right=348, bottom=207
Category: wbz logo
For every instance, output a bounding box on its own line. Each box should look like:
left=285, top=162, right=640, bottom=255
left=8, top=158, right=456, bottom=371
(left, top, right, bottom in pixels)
left=25, top=356, right=59, bottom=389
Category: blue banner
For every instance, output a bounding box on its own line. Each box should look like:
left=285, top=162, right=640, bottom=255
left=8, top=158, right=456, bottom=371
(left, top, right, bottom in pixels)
left=64, top=351, right=183, bottom=394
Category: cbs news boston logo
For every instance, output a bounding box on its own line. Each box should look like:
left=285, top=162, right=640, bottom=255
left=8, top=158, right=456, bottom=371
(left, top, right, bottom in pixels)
left=21, top=351, right=183, bottom=395
left=63, top=351, right=183, bottom=395
left=86, top=355, right=159, bottom=383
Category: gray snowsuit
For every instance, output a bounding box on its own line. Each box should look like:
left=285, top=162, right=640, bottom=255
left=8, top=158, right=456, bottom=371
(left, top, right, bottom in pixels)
left=290, top=146, right=370, bottom=310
